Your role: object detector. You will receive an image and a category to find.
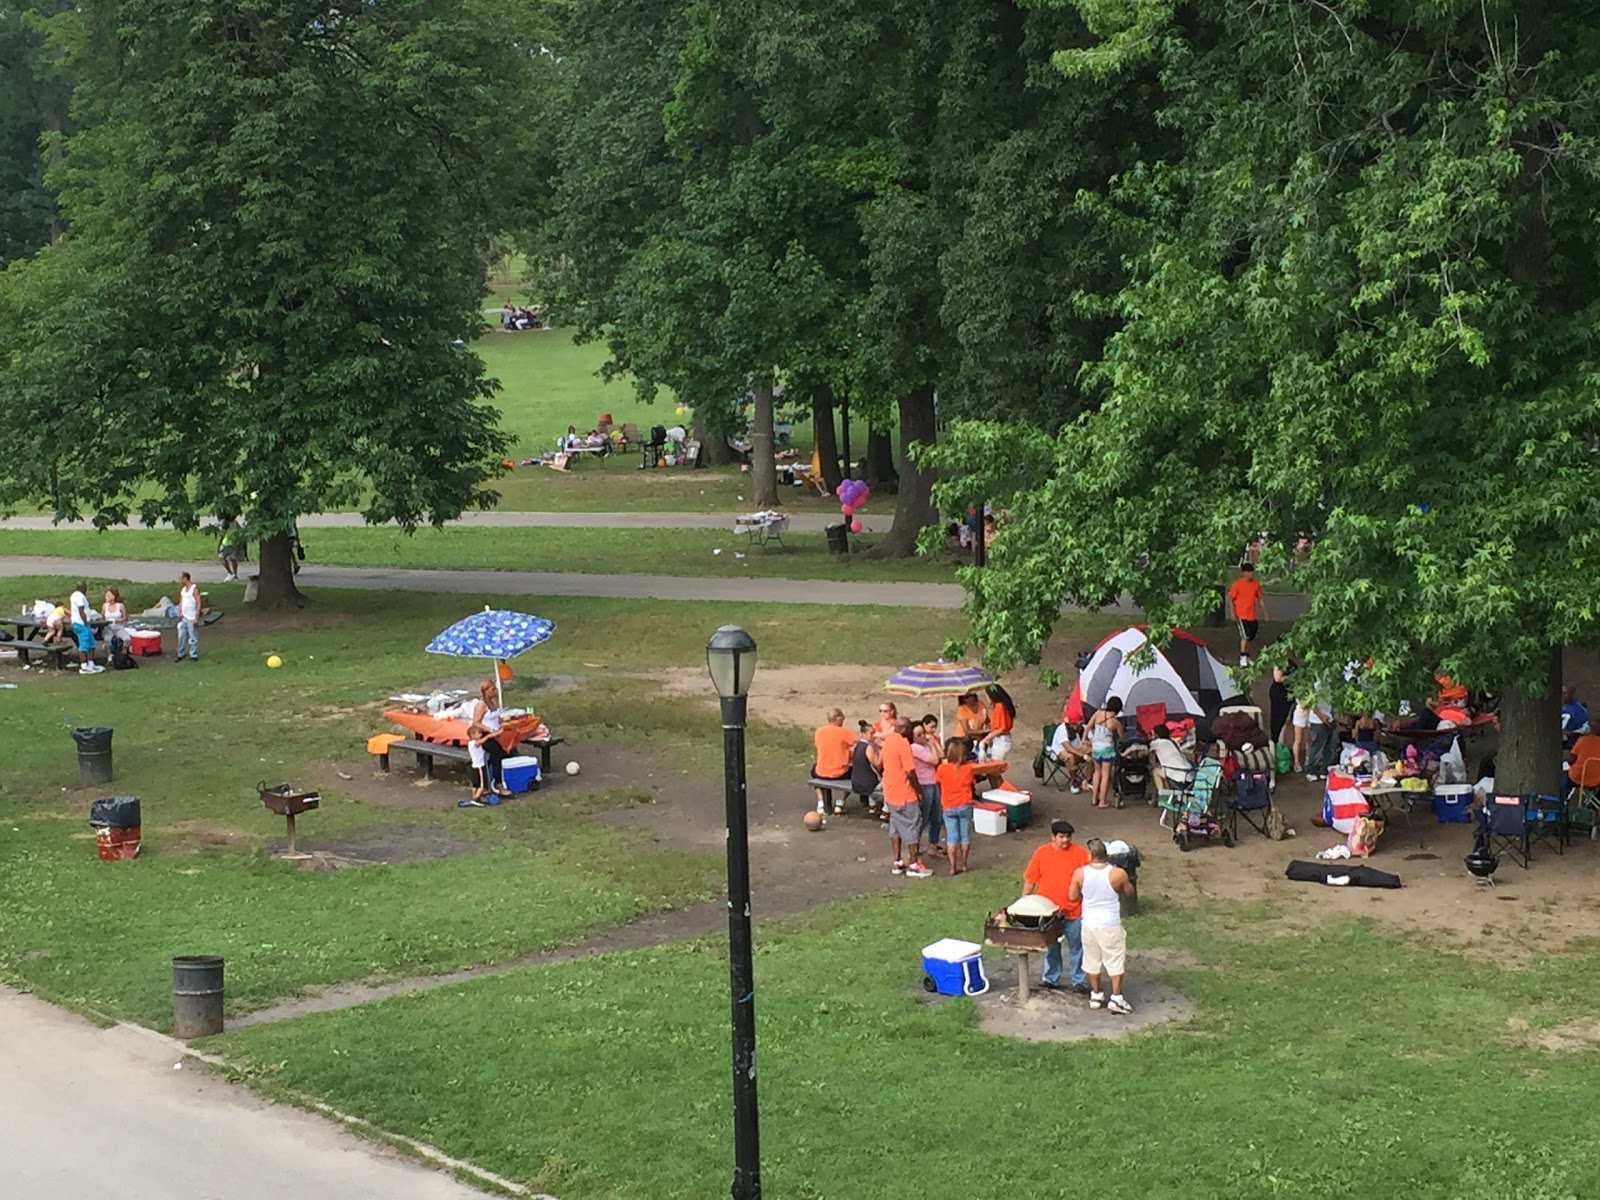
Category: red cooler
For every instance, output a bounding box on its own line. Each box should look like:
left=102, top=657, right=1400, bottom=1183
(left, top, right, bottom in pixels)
left=129, top=631, right=161, bottom=657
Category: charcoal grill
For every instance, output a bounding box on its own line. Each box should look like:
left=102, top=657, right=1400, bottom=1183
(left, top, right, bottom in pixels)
left=983, top=910, right=1065, bottom=1001
left=257, top=781, right=320, bottom=856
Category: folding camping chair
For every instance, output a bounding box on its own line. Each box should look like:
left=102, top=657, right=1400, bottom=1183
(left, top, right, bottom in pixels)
left=1568, top=757, right=1600, bottom=840
left=1524, top=791, right=1567, bottom=857
left=1227, top=765, right=1275, bottom=839
left=1038, top=724, right=1072, bottom=791
left=1481, top=793, right=1530, bottom=869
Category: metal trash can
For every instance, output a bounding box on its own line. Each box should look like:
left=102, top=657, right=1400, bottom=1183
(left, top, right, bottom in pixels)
left=70, top=725, right=114, bottom=786
left=171, top=955, right=225, bottom=1038
left=825, top=523, right=849, bottom=556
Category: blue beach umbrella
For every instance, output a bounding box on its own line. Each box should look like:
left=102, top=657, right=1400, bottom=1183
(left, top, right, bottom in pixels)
left=426, top=607, right=556, bottom=706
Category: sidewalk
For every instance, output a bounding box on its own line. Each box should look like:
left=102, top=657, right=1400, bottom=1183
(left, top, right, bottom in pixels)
left=0, top=986, right=497, bottom=1200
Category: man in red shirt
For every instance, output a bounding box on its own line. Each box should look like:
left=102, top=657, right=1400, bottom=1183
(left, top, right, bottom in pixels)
left=1227, top=562, right=1268, bottom=667
left=1021, top=820, right=1091, bottom=992
left=880, top=719, right=931, bottom=878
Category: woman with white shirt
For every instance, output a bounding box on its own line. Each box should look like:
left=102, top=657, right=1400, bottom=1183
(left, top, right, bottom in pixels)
left=101, top=588, right=128, bottom=643
left=467, top=680, right=512, bottom=799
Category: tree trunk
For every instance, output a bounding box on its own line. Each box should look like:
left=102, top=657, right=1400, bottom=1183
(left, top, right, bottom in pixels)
left=693, top=406, right=737, bottom=466
left=1495, top=647, right=1561, bottom=796
left=811, top=384, right=843, bottom=495
left=839, top=396, right=853, bottom=481
left=866, top=384, right=937, bottom=560
left=253, top=531, right=308, bottom=608
left=750, top=382, right=780, bottom=507
left=865, top=427, right=896, bottom=489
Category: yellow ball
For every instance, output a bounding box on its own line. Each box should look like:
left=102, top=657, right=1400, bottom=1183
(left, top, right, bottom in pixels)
left=266, top=655, right=283, bottom=669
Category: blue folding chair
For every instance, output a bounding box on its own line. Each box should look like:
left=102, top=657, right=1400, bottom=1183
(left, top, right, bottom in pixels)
left=1524, top=792, right=1567, bottom=858
left=1480, top=794, right=1530, bottom=869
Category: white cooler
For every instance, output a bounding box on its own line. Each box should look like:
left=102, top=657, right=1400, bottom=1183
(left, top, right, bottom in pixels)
left=973, top=803, right=1008, bottom=837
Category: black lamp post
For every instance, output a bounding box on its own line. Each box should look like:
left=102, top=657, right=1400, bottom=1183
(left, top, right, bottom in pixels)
left=706, top=624, right=761, bottom=1200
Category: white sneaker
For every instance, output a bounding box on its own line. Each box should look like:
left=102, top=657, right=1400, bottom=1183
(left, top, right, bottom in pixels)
left=1238, top=655, right=1250, bottom=667
left=79, top=664, right=93, bottom=674
left=1107, top=995, right=1133, bottom=1015
left=904, top=862, right=933, bottom=879
left=816, top=800, right=826, bottom=814
left=1088, top=992, right=1105, bottom=1010
left=89, top=663, right=107, bottom=673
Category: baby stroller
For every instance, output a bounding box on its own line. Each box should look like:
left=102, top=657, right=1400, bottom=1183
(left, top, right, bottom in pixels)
left=1159, top=757, right=1232, bottom=851
left=1114, top=743, right=1152, bottom=807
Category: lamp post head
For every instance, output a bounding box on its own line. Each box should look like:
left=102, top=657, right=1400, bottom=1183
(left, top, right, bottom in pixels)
left=707, top=624, right=758, bottom=699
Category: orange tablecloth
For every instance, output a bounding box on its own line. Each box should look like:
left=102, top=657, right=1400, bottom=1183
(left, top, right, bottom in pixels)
left=383, top=709, right=538, bottom=753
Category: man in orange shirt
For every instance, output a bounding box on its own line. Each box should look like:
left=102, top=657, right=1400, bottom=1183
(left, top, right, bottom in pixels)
left=1227, top=562, right=1268, bottom=667
left=881, top=719, right=932, bottom=878
left=1021, top=820, right=1091, bottom=992
left=812, top=708, right=859, bottom=816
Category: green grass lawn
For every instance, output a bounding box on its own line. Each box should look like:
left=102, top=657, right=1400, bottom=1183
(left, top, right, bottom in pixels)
left=0, top=580, right=974, bottom=1027
left=0, top=524, right=958, bottom=582
left=217, top=882, right=1600, bottom=1199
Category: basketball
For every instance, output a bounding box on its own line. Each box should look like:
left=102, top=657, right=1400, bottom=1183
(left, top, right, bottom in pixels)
left=802, top=811, right=825, bottom=831
left=565, top=761, right=581, bottom=777
left=266, top=655, right=282, bottom=669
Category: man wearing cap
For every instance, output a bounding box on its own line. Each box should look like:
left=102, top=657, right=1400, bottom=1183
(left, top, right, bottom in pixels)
left=1020, top=819, right=1091, bottom=993
left=1070, top=838, right=1136, bottom=1014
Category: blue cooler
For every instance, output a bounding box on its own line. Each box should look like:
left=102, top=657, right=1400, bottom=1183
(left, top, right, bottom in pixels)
left=921, top=938, right=989, bottom=997
left=1433, top=783, right=1473, bottom=823
left=501, top=755, right=541, bottom=794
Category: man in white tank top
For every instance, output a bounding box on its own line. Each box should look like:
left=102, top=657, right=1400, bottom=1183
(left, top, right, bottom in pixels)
left=1069, top=838, right=1135, bottom=1015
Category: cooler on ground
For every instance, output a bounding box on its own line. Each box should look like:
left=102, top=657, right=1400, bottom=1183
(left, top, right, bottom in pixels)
left=128, top=630, right=161, bottom=657
left=973, top=801, right=1008, bottom=837
left=921, top=938, right=989, bottom=997
left=982, top=788, right=1032, bottom=831
left=501, top=755, right=541, bottom=794
left=1433, top=783, right=1473, bottom=823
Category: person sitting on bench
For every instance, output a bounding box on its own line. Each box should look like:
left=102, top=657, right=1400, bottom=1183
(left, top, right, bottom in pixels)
left=812, top=708, right=857, bottom=815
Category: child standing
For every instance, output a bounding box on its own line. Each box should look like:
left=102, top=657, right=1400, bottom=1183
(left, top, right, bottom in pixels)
left=460, top=732, right=490, bottom=808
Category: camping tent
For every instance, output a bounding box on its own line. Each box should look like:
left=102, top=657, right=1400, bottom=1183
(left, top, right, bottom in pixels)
left=1064, top=626, right=1243, bottom=724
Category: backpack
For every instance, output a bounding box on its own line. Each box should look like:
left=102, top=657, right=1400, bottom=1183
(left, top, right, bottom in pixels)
left=109, top=635, right=139, bottom=670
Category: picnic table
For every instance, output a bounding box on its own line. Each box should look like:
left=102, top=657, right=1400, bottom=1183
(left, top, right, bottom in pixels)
left=0, top=613, right=108, bottom=669
left=732, top=512, right=789, bottom=548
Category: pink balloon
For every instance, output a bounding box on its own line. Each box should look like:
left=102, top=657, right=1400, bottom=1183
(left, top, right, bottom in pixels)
left=840, top=503, right=852, bottom=517
left=850, top=518, right=863, bottom=533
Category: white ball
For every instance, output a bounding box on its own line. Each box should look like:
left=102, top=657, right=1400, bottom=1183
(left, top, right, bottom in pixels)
left=565, top=761, right=581, bottom=777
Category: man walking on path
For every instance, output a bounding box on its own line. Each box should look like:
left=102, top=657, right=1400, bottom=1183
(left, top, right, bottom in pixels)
left=881, top=719, right=932, bottom=878
left=1021, top=820, right=1091, bottom=993
left=176, top=572, right=201, bottom=662
left=1070, top=838, right=1136, bottom=1014
left=1227, top=562, right=1268, bottom=667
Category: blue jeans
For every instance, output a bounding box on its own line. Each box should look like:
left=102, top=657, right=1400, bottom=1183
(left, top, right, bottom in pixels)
left=176, top=618, right=199, bottom=660
left=942, top=805, right=973, bottom=845
left=1042, top=917, right=1085, bottom=988
left=920, top=784, right=942, bottom=844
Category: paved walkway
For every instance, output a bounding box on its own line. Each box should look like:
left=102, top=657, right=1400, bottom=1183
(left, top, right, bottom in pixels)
left=0, top=986, right=505, bottom=1200
left=0, top=555, right=969, bottom=608
left=0, top=510, right=886, bottom=533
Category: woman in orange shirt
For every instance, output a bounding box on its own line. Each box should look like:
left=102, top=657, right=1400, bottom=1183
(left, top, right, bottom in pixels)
left=935, top=738, right=979, bottom=875
left=875, top=701, right=900, bottom=738
left=977, top=684, right=1016, bottom=763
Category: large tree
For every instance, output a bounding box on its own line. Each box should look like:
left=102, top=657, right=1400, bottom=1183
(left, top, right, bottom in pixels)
left=0, top=0, right=534, bottom=604
left=0, top=1, right=72, bottom=264
left=934, top=0, right=1600, bottom=793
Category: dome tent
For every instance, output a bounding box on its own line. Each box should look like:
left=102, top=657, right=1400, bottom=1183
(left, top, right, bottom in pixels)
left=1064, top=626, right=1244, bottom=724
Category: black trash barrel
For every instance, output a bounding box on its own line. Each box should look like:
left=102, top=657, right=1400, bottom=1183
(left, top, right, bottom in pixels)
left=71, top=726, right=114, bottom=786
left=171, top=955, right=225, bottom=1038
left=825, top=524, right=849, bottom=556
left=1107, top=844, right=1141, bottom=916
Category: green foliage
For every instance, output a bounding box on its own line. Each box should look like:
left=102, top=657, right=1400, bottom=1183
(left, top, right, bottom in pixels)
left=0, top=0, right=552, bottom=539
left=0, top=0, right=71, bottom=265
left=933, top=2, right=1600, bottom=725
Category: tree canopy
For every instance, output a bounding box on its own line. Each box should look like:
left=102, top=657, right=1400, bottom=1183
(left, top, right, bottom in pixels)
left=0, top=0, right=545, bottom=601
left=933, top=0, right=1600, bottom=790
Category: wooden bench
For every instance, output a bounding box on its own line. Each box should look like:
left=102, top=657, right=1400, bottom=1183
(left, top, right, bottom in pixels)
left=374, top=735, right=565, bottom=779
left=809, top=775, right=882, bottom=810
left=1, top=639, right=81, bottom=669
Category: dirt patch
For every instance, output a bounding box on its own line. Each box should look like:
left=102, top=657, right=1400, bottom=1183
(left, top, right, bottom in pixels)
left=971, top=963, right=1195, bottom=1043
left=1504, top=1015, right=1600, bottom=1053
left=261, top=824, right=476, bottom=865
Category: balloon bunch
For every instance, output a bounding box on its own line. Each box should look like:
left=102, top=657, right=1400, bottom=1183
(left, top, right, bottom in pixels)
left=837, top=478, right=870, bottom=534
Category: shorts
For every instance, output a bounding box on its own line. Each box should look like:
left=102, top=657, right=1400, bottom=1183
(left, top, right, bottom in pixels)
left=942, top=805, right=973, bottom=845
left=1237, top=619, right=1259, bottom=642
left=1081, top=924, right=1127, bottom=975
left=72, top=622, right=96, bottom=652
left=885, top=801, right=923, bottom=844
left=1092, top=745, right=1116, bottom=764
left=1292, top=705, right=1311, bottom=730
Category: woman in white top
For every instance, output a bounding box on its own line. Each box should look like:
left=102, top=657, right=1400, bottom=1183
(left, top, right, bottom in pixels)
left=1147, top=724, right=1194, bottom=791
left=467, top=680, right=511, bottom=798
left=1084, top=697, right=1124, bottom=810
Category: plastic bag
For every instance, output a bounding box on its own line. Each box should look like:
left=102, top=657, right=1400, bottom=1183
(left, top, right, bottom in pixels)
left=1439, top=737, right=1466, bottom=784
